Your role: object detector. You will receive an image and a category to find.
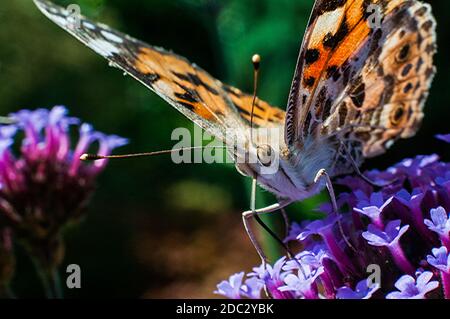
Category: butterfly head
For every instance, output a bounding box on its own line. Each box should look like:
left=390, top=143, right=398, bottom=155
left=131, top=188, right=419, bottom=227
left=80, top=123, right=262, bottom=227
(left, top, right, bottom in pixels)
left=234, top=133, right=337, bottom=201
left=256, top=144, right=275, bottom=167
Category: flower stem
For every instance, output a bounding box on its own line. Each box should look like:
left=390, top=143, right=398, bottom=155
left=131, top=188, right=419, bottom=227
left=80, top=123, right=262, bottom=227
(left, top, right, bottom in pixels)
left=441, top=271, right=450, bottom=299
left=302, top=284, right=319, bottom=299
left=322, top=228, right=356, bottom=275
left=33, top=259, right=54, bottom=298
left=319, top=272, right=335, bottom=299
left=440, top=235, right=450, bottom=251
left=303, top=290, right=319, bottom=299
left=32, top=258, right=64, bottom=299
left=389, top=243, right=415, bottom=275
left=51, top=268, right=64, bottom=299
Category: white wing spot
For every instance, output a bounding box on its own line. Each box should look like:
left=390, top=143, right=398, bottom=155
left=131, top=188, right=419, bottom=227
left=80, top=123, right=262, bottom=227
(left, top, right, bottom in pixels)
left=83, top=22, right=96, bottom=30
left=52, top=15, right=68, bottom=27
left=101, top=30, right=124, bottom=44
left=88, top=38, right=120, bottom=57
left=48, top=7, right=60, bottom=14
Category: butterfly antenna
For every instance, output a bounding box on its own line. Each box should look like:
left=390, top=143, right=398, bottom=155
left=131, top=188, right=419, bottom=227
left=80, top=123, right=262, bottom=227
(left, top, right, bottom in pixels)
left=250, top=54, right=261, bottom=144
left=80, top=146, right=228, bottom=161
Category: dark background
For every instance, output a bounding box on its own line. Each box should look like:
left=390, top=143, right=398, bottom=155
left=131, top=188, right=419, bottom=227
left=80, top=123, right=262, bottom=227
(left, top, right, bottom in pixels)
left=0, top=0, right=448, bottom=298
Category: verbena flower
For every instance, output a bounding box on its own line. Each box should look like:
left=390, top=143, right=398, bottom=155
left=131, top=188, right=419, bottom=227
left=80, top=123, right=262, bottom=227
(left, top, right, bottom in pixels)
left=215, top=271, right=264, bottom=299
left=363, top=221, right=414, bottom=274
left=215, top=272, right=246, bottom=299
left=248, top=257, right=292, bottom=299
left=386, top=272, right=439, bottom=299
left=424, top=207, right=450, bottom=247
left=362, top=220, right=409, bottom=247
left=217, top=135, right=450, bottom=299
left=278, top=264, right=324, bottom=299
left=427, top=246, right=450, bottom=273
left=427, top=246, right=450, bottom=298
left=0, top=106, right=127, bottom=297
left=353, top=192, right=393, bottom=227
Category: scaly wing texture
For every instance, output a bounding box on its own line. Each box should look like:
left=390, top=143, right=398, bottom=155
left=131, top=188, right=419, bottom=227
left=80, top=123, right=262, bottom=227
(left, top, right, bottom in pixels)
left=285, top=0, right=436, bottom=173
left=33, top=0, right=285, bottom=140
left=222, top=85, right=285, bottom=128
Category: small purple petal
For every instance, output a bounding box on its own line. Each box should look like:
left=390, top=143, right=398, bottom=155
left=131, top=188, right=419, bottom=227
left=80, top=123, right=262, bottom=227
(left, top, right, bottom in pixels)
left=427, top=246, right=450, bottom=273
left=278, top=265, right=324, bottom=298
left=362, top=220, right=409, bottom=247
left=297, top=215, right=339, bottom=241
left=284, top=222, right=303, bottom=243
left=436, top=134, right=450, bottom=143
left=336, top=279, right=380, bottom=299
left=215, top=272, right=245, bottom=299
left=424, top=207, right=450, bottom=236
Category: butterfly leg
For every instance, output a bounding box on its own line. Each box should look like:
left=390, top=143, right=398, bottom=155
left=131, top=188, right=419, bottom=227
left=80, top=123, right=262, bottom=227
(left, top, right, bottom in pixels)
left=314, top=169, right=356, bottom=251
left=243, top=180, right=317, bottom=291
left=280, top=207, right=290, bottom=238
left=242, top=206, right=284, bottom=265
left=340, top=141, right=397, bottom=187
left=242, top=179, right=293, bottom=266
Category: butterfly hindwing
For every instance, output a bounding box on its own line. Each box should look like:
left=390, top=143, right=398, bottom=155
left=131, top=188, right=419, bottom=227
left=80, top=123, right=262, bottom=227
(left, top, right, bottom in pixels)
left=346, top=1, right=436, bottom=158
left=285, top=0, right=436, bottom=171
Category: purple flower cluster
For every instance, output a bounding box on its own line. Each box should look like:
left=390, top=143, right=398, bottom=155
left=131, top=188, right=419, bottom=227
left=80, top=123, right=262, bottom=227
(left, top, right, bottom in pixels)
left=0, top=106, right=127, bottom=287
left=217, top=136, right=450, bottom=299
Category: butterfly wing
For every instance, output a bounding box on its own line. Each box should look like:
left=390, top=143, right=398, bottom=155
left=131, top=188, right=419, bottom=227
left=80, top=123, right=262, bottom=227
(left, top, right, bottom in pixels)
left=222, top=85, right=285, bottom=128
left=33, top=0, right=285, bottom=141
left=285, top=0, right=436, bottom=173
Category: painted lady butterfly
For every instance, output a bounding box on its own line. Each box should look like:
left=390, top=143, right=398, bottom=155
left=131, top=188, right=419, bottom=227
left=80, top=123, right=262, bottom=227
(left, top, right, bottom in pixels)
left=33, top=0, right=437, bottom=262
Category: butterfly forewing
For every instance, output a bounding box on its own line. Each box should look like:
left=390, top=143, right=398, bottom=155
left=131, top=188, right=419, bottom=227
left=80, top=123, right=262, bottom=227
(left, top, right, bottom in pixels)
left=33, top=0, right=287, bottom=142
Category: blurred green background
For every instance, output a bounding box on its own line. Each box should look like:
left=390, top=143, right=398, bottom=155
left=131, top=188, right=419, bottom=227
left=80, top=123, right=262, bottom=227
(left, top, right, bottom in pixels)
left=0, top=0, right=448, bottom=298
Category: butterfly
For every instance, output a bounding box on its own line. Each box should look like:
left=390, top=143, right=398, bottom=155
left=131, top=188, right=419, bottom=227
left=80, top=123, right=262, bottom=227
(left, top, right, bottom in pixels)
left=33, top=0, right=437, bottom=263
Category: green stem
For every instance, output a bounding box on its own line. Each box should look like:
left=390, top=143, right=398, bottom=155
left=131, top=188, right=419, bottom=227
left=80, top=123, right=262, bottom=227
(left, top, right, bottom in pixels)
left=32, top=258, right=64, bottom=299
left=33, top=258, right=54, bottom=299
left=51, top=268, right=63, bottom=299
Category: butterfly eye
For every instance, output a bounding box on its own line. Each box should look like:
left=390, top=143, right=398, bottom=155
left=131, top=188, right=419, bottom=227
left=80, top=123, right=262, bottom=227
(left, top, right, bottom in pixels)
left=256, top=144, right=275, bottom=167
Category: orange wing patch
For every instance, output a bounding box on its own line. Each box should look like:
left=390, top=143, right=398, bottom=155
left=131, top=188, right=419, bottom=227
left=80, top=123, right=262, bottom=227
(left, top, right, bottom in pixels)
left=134, top=47, right=231, bottom=123
left=133, top=47, right=285, bottom=131
left=223, top=85, right=285, bottom=128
